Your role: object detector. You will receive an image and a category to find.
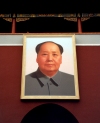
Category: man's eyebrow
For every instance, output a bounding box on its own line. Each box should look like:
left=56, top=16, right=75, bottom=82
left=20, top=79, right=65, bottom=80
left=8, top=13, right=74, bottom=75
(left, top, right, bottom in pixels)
left=41, top=51, right=48, bottom=52
left=52, top=51, right=61, bottom=53
left=52, top=51, right=59, bottom=53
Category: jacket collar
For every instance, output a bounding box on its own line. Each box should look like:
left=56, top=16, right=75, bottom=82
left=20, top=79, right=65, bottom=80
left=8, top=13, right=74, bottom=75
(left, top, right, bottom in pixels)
left=36, top=68, right=61, bottom=86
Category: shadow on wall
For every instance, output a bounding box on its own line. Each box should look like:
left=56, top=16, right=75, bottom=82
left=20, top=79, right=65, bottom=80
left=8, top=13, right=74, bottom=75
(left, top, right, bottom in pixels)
left=21, top=103, right=79, bottom=123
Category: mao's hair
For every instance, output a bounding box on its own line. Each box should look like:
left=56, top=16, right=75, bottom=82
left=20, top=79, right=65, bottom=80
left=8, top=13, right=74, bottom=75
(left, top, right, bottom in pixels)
left=35, top=41, right=63, bottom=54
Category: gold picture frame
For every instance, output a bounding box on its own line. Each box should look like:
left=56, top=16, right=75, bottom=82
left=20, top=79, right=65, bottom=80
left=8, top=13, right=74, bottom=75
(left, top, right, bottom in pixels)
left=20, top=33, right=79, bottom=99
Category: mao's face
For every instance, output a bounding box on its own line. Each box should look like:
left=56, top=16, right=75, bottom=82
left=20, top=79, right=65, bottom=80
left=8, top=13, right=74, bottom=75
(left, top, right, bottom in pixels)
left=36, top=42, right=62, bottom=75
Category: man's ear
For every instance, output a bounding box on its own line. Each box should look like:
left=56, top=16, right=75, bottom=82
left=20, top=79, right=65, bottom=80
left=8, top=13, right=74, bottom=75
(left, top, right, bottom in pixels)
left=60, top=55, right=62, bottom=64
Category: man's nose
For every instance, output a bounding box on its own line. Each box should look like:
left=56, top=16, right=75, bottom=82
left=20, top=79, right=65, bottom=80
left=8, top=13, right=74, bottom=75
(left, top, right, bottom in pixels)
left=48, top=54, right=53, bottom=60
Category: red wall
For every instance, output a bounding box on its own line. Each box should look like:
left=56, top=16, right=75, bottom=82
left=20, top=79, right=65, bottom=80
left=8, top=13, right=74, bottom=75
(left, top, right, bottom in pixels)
left=0, top=46, right=100, bottom=123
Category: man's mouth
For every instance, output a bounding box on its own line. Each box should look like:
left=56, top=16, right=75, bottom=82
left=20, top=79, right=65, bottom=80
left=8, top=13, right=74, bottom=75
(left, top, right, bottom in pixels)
left=46, top=64, right=54, bottom=66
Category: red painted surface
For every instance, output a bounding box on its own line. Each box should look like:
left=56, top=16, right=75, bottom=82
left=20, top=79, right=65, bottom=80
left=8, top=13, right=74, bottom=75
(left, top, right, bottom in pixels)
left=77, top=18, right=82, bottom=33
left=0, top=46, right=100, bottom=123
left=12, top=19, right=16, bottom=33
